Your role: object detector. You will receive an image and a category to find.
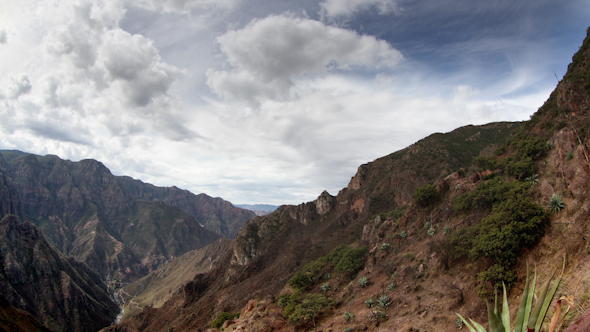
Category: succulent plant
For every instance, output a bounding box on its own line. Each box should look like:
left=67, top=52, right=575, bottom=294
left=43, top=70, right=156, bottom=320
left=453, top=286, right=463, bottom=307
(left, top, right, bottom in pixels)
left=377, top=294, right=391, bottom=308
left=365, top=297, right=375, bottom=308
left=320, top=282, right=330, bottom=293
left=548, top=193, right=565, bottom=213
left=358, top=276, right=368, bottom=287
left=343, top=312, right=355, bottom=322
left=456, top=262, right=563, bottom=332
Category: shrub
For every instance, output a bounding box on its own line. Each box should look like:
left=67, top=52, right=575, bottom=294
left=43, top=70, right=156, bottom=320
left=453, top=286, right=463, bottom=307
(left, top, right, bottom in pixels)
left=548, top=193, right=565, bottom=213
left=380, top=243, right=390, bottom=251
left=289, top=271, right=312, bottom=291
left=567, top=151, right=575, bottom=160
left=365, top=297, right=375, bottom=308
left=320, top=282, right=330, bottom=293
left=334, top=246, right=367, bottom=279
left=413, top=184, right=438, bottom=206
left=387, top=282, right=397, bottom=291
left=278, top=294, right=291, bottom=308
left=211, top=312, right=239, bottom=328
left=286, top=293, right=334, bottom=325
left=399, top=230, right=407, bottom=239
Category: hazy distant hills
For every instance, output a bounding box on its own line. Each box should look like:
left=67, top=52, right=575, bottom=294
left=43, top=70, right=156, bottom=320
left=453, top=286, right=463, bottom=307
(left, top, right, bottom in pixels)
left=236, top=204, right=279, bottom=216
left=0, top=151, right=253, bottom=283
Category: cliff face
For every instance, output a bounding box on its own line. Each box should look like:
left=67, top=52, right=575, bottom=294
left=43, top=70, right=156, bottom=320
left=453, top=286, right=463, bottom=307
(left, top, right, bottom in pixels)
left=0, top=215, right=119, bottom=332
left=118, top=176, right=256, bottom=239
left=0, top=153, right=220, bottom=282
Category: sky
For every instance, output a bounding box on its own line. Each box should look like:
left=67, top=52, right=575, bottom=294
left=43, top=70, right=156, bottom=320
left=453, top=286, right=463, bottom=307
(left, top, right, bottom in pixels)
left=0, top=0, right=588, bottom=206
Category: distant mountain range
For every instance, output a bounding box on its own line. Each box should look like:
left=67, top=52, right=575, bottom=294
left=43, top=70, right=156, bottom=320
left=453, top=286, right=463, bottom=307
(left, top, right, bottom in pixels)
left=236, top=204, right=279, bottom=216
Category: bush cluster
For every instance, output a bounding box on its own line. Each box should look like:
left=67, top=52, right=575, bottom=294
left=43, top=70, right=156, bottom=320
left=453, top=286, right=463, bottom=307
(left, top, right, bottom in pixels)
left=211, top=312, right=240, bottom=328
left=450, top=177, right=549, bottom=292
left=282, top=292, right=334, bottom=325
left=412, top=184, right=438, bottom=206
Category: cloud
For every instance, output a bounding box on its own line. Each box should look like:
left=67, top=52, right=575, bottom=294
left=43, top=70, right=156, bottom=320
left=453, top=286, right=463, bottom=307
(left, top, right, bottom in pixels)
left=207, top=14, right=403, bottom=107
left=320, top=0, right=401, bottom=18
left=128, top=0, right=239, bottom=14
left=8, top=74, right=32, bottom=99
left=99, top=29, right=182, bottom=106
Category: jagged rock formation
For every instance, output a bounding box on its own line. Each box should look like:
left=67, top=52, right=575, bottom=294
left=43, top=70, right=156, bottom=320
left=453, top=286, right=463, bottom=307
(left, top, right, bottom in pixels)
left=0, top=215, right=119, bottom=332
left=118, top=177, right=255, bottom=239
left=107, top=27, right=590, bottom=332
left=0, top=152, right=221, bottom=282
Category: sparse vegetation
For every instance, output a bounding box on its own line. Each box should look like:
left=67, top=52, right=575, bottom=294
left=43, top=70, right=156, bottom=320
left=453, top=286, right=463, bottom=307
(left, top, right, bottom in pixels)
left=365, top=297, right=375, bottom=308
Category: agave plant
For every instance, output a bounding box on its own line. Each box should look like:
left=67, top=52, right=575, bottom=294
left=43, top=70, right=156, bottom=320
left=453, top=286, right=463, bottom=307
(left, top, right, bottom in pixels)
left=358, top=276, right=368, bottom=287
left=365, top=297, right=375, bottom=308
left=320, top=282, right=330, bottom=293
left=377, top=294, right=391, bottom=308
left=456, top=262, right=563, bottom=332
left=548, top=194, right=565, bottom=213
left=343, top=312, right=354, bottom=322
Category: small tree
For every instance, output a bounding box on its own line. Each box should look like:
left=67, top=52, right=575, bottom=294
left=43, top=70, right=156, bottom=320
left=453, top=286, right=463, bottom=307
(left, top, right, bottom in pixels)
left=413, top=184, right=438, bottom=206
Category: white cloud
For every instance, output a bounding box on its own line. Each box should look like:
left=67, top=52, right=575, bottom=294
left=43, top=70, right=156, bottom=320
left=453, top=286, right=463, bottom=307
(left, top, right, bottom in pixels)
left=128, top=0, right=239, bottom=14
left=8, top=74, right=32, bottom=99
left=320, top=0, right=401, bottom=18
left=207, top=14, right=403, bottom=107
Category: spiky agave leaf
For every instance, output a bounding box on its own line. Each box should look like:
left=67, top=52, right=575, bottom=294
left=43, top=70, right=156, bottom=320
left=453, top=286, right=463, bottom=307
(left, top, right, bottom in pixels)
left=514, top=263, right=532, bottom=332
left=502, top=282, right=510, bottom=331
left=487, top=300, right=506, bottom=332
left=456, top=313, right=481, bottom=332
left=533, top=262, right=564, bottom=332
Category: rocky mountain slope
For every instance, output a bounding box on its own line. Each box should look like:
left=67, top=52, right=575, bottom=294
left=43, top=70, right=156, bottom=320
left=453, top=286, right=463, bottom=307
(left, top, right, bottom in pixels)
left=0, top=293, right=51, bottom=332
left=106, top=27, right=590, bottom=332
left=0, top=215, right=119, bottom=332
left=118, top=177, right=256, bottom=239
left=119, top=238, right=232, bottom=319
left=0, top=152, right=222, bottom=282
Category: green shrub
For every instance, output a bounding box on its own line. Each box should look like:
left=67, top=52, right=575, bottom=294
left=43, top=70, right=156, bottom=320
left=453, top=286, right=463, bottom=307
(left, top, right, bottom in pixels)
left=443, top=225, right=451, bottom=235
left=399, top=230, right=407, bottom=239
left=413, top=184, right=438, bottom=206
left=450, top=177, right=549, bottom=292
left=364, top=297, right=375, bottom=308
left=211, top=312, right=239, bottom=328
left=278, top=294, right=291, bottom=308
left=289, top=271, right=312, bottom=290
left=473, top=156, right=498, bottom=171
left=387, top=282, right=397, bottom=291
left=286, top=293, right=334, bottom=325
left=333, top=246, right=367, bottom=279
left=320, top=282, right=330, bottom=293
left=380, top=243, right=390, bottom=251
